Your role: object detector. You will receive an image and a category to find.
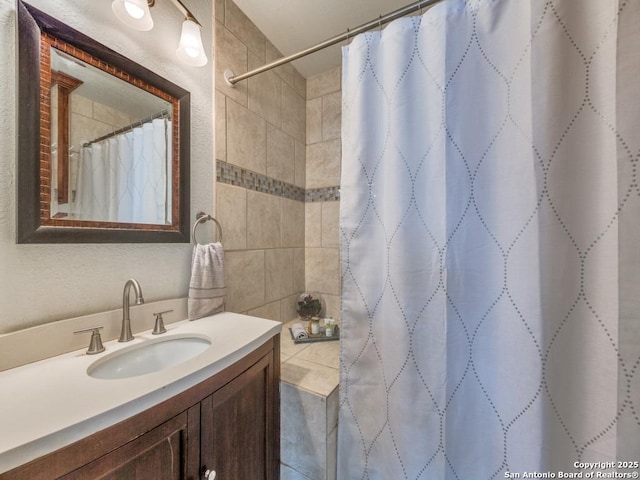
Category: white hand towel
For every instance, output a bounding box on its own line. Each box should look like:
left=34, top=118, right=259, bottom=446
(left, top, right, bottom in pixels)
left=290, top=322, right=308, bottom=340
left=188, top=242, right=226, bottom=320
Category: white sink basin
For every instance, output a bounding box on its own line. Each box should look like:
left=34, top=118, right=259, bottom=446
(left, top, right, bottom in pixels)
left=88, top=335, right=211, bottom=380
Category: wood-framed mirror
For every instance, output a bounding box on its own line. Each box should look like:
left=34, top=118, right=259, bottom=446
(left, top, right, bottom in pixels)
left=17, top=1, right=191, bottom=243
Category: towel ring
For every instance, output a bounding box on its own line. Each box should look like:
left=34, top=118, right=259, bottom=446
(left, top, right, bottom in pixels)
left=192, top=212, right=223, bottom=245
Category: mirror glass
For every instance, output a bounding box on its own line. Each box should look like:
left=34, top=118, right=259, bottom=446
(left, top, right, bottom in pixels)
left=17, top=1, right=191, bottom=243
left=50, top=48, right=173, bottom=225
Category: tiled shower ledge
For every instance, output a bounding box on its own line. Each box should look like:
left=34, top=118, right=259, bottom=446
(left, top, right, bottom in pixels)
left=281, top=320, right=340, bottom=395
left=280, top=320, right=340, bottom=480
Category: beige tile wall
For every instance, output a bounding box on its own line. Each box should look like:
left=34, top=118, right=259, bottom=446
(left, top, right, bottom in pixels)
left=305, top=67, right=342, bottom=322
left=215, top=1, right=343, bottom=325
left=215, top=0, right=307, bottom=323
left=69, top=94, right=136, bottom=151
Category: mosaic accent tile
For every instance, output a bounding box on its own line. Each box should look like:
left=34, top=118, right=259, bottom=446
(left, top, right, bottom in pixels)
left=305, top=186, right=341, bottom=202
left=217, top=161, right=340, bottom=203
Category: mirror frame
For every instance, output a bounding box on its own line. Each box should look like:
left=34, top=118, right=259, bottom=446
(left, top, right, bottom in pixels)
left=17, top=1, right=191, bottom=243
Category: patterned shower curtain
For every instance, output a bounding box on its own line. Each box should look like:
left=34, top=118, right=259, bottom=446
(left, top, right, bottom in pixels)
left=338, top=1, right=640, bottom=478
left=72, top=118, right=171, bottom=224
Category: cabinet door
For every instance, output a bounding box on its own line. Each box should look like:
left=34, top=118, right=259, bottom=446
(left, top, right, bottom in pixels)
left=200, top=352, right=279, bottom=480
left=61, top=407, right=199, bottom=480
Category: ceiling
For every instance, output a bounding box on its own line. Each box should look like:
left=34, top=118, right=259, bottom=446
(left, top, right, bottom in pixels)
left=232, top=0, right=414, bottom=78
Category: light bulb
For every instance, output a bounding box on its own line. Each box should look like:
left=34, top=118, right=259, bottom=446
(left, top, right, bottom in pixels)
left=123, top=1, right=144, bottom=19
left=184, top=46, right=199, bottom=58
left=112, top=0, right=153, bottom=31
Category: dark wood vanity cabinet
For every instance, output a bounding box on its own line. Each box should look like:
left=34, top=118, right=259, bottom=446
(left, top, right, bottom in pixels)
left=201, top=353, right=276, bottom=480
left=1, top=336, right=280, bottom=480
left=60, top=408, right=199, bottom=480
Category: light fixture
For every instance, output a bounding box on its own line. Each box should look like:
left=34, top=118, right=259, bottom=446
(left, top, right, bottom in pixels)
left=176, top=16, right=207, bottom=67
left=112, top=0, right=154, bottom=31
left=111, top=0, right=208, bottom=67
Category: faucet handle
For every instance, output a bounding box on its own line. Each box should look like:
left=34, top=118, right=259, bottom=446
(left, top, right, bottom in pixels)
left=152, top=310, right=173, bottom=335
left=74, top=326, right=105, bottom=355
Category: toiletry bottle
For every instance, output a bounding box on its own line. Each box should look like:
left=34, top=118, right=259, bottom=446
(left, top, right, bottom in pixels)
left=311, top=317, right=320, bottom=335
left=325, top=317, right=334, bottom=337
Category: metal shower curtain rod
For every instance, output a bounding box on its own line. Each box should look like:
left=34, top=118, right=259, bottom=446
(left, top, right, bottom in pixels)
left=83, top=109, right=171, bottom=147
left=224, top=0, right=444, bottom=86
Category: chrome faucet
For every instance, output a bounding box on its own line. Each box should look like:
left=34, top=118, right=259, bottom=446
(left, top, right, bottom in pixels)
left=119, top=279, right=145, bottom=342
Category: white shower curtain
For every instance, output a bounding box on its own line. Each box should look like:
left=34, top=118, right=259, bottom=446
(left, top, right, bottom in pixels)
left=72, top=118, right=171, bottom=224
left=339, top=1, right=640, bottom=479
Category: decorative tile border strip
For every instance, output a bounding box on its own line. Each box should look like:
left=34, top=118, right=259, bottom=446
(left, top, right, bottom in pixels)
left=216, top=161, right=340, bottom=203
left=305, top=186, right=341, bottom=202
left=217, top=160, right=304, bottom=201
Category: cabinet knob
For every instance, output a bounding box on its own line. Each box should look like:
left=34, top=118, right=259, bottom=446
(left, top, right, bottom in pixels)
left=202, top=469, right=216, bottom=480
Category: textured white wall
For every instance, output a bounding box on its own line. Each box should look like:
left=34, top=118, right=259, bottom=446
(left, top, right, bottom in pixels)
left=0, top=0, right=214, bottom=333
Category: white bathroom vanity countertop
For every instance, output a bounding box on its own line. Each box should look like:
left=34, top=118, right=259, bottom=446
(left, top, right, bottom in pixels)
left=0, top=312, right=281, bottom=474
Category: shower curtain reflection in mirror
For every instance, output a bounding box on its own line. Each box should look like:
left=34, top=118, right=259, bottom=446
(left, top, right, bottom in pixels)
left=68, top=117, right=172, bottom=224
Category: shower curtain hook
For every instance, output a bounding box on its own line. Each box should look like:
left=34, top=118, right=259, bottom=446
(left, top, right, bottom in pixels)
left=346, top=27, right=350, bottom=42
left=378, top=15, right=383, bottom=30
